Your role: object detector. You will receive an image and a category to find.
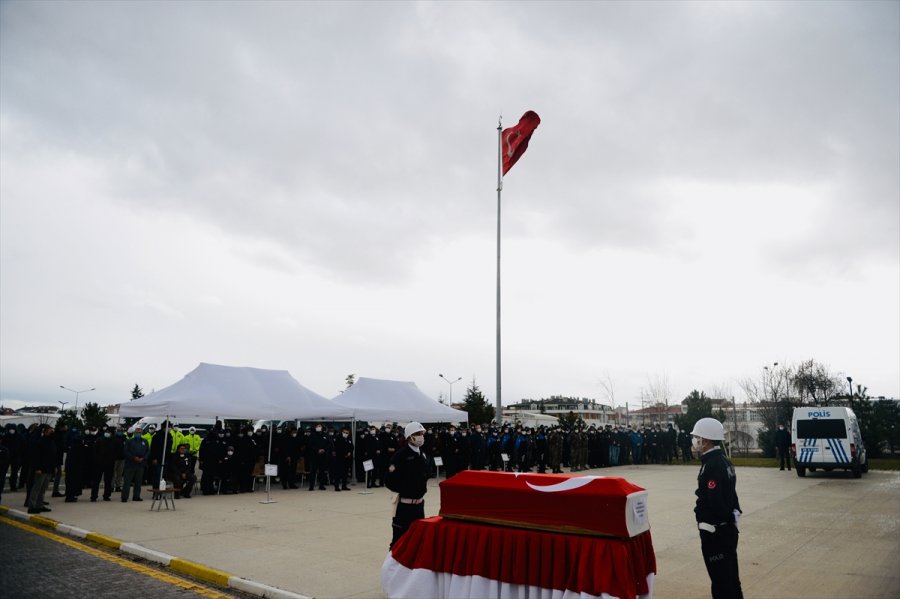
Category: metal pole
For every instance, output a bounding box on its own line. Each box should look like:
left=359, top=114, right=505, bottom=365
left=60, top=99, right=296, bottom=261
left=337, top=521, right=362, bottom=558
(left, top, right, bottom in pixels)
left=260, top=424, right=276, bottom=504
left=496, top=116, right=503, bottom=424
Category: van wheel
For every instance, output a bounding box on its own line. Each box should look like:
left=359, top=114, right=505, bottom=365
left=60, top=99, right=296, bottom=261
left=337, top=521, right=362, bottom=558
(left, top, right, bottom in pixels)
left=851, top=460, right=862, bottom=479
left=861, top=460, right=869, bottom=474
left=796, top=465, right=806, bottom=477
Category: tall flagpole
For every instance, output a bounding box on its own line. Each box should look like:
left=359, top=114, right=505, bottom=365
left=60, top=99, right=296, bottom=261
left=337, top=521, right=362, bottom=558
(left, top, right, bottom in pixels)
left=496, top=116, right=503, bottom=424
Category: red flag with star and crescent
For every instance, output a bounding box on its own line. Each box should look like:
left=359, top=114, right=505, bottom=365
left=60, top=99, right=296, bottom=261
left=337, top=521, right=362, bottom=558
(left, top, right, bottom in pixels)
left=501, top=110, right=541, bottom=175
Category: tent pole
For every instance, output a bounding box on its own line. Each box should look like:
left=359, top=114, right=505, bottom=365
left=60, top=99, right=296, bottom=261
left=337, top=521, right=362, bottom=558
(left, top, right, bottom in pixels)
left=159, top=417, right=169, bottom=489
left=260, top=421, right=276, bottom=504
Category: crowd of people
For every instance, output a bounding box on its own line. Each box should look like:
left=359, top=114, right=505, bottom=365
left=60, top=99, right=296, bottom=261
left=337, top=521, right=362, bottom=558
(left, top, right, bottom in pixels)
left=0, top=419, right=697, bottom=511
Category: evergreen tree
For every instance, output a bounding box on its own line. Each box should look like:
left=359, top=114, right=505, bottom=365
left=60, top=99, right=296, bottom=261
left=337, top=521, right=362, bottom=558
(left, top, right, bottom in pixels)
left=673, top=390, right=714, bottom=433
left=56, top=408, right=83, bottom=430
left=461, top=379, right=494, bottom=426
left=80, top=401, right=109, bottom=430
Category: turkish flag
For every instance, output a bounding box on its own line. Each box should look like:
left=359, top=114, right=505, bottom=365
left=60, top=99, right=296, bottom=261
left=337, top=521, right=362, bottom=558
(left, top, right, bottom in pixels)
left=501, top=110, right=541, bottom=175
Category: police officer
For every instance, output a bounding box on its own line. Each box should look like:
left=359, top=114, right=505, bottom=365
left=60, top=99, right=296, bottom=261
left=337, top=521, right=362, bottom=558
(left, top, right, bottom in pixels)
left=167, top=443, right=197, bottom=498
left=306, top=424, right=329, bottom=490
left=775, top=423, right=792, bottom=471
left=691, top=417, right=743, bottom=599
left=331, top=427, right=352, bottom=491
left=384, top=421, right=432, bottom=548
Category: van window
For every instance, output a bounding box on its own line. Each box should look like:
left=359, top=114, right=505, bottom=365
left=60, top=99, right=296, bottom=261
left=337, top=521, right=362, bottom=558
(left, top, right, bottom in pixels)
left=797, top=419, right=847, bottom=439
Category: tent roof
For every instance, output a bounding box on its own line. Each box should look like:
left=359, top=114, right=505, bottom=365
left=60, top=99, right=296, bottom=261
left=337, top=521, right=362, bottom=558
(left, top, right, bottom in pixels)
left=331, top=377, right=468, bottom=423
left=119, top=363, right=354, bottom=420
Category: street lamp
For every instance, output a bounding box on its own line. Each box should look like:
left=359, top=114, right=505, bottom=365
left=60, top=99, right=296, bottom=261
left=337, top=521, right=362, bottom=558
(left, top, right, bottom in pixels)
left=59, top=385, right=95, bottom=414
left=57, top=400, right=68, bottom=413
left=438, top=374, right=462, bottom=405
left=846, top=376, right=853, bottom=399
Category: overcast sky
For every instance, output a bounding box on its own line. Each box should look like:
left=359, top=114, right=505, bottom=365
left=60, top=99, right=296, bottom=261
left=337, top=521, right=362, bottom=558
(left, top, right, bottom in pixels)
left=2, top=1, right=898, bottom=414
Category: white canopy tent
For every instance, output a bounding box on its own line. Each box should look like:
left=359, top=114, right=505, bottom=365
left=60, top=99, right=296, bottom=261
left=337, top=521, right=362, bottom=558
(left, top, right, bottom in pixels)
left=119, top=363, right=354, bottom=501
left=119, top=362, right=354, bottom=421
left=331, top=377, right=468, bottom=424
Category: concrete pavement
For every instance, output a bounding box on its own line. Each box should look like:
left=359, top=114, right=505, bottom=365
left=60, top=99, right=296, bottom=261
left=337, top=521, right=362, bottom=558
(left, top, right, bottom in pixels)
left=2, top=466, right=898, bottom=598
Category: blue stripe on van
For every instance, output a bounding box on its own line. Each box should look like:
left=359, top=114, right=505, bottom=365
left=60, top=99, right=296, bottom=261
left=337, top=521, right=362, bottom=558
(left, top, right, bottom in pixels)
left=831, top=438, right=849, bottom=463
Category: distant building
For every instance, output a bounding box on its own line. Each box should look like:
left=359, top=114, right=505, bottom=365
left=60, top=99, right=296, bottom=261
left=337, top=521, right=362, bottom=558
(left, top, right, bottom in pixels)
left=505, top=397, right=617, bottom=427
left=15, top=405, right=59, bottom=414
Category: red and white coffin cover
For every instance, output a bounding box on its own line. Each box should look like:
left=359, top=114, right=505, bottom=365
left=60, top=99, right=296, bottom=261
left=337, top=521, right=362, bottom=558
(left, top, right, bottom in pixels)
left=439, top=471, right=650, bottom=539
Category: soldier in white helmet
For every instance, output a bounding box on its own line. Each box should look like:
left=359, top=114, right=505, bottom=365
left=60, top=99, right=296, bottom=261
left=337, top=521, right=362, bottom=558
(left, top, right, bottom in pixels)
left=691, top=417, right=743, bottom=599
left=384, top=421, right=432, bottom=548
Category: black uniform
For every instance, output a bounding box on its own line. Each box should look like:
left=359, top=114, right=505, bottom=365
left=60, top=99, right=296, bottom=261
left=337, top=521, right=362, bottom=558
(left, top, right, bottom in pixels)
left=92, top=431, right=116, bottom=501
left=694, top=447, right=743, bottom=599
left=166, top=449, right=197, bottom=498
left=0, top=434, right=9, bottom=501
left=384, top=443, right=431, bottom=548
left=331, top=432, right=353, bottom=491
left=775, top=427, right=792, bottom=470
left=306, top=428, right=329, bottom=490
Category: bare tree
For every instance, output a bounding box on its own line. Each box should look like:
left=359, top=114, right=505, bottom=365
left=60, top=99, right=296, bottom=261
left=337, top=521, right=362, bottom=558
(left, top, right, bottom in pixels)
left=707, top=382, right=734, bottom=402
left=646, top=373, right=673, bottom=423
left=598, top=371, right=616, bottom=408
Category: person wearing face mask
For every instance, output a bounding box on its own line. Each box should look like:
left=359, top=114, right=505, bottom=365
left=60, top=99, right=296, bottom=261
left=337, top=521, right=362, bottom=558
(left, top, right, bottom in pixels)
left=354, top=428, right=367, bottom=483
left=220, top=445, right=239, bottom=494
left=380, top=426, right=399, bottom=485
left=236, top=426, right=257, bottom=493
left=167, top=443, right=196, bottom=498
left=331, top=427, right=353, bottom=491
left=121, top=425, right=149, bottom=502
left=385, top=422, right=432, bottom=548
left=63, top=426, right=84, bottom=503
left=112, top=426, right=126, bottom=493
left=469, top=425, right=485, bottom=471
left=691, top=417, right=743, bottom=599
left=279, top=426, right=301, bottom=490
left=80, top=426, right=100, bottom=498
left=183, top=427, right=202, bottom=473
left=27, top=424, right=57, bottom=514
left=149, top=421, right=178, bottom=489
left=774, top=423, right=792, bottom=471
left=363, top=426, right=383, bottom=488
left=91, top=426, right=116, bottom=501
left=306, top=424, right=329, bottom=490
left=199, top=426, right=222, bottom=495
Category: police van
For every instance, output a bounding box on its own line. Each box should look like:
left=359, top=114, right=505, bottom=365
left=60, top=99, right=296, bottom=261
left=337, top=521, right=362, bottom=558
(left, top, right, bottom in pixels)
left=791, top=406, right=868, bottom=478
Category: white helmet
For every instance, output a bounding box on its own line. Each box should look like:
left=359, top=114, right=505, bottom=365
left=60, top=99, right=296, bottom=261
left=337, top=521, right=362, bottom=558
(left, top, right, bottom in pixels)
left=404, top=421, right=425, bottom=438
left=690, top=418, right=725, bottom=441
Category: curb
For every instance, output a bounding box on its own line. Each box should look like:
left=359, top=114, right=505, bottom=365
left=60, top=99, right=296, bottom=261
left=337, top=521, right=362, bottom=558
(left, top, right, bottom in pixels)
left=0, top=505, right=309, bottom=599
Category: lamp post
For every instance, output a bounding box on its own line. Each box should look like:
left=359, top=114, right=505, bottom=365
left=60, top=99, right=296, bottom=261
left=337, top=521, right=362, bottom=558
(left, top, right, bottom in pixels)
left=57, top=400, right=68, bottom=413
left=439, top=374, right=462, bottom=405
left=59, top=385, right=95, bottom=414
left=846, top=376, right=853, bottom=400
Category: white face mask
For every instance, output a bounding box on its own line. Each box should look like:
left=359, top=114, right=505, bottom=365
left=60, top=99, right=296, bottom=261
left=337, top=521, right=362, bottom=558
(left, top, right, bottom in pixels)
left=692, top=437, right=703, bottom=453
left=315, top=427, right=322, bottom=432
left=342, top=433, right=348, bottom=438
left=409, top=435, right=425, bottom=447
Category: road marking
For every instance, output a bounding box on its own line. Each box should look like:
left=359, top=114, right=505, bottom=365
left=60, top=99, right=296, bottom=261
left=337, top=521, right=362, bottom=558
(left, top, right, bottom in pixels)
left=0, top=517, right=232, bottom=598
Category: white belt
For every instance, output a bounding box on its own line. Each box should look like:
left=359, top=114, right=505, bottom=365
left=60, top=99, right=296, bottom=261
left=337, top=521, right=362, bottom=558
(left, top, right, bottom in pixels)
left=399, top=497, right=424, bottom=505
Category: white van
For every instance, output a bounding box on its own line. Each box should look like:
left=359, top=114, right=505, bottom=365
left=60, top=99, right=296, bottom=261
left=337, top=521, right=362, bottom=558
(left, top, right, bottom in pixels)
left=791, top=406, right=868, bottom=478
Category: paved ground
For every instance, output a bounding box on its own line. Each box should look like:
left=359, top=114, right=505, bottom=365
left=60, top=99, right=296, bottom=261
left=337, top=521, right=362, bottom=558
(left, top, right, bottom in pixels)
left=0, top=517, right=242, bottom=598
left=2, top=465, right=898, bottom=598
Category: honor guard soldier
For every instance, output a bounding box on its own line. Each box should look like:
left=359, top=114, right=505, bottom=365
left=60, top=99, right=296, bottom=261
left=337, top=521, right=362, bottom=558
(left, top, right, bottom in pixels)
left=385, top=421, right=432, bottom=548
left=692, top=417, right=743, bottom=599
